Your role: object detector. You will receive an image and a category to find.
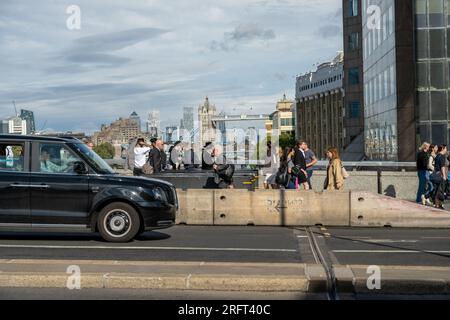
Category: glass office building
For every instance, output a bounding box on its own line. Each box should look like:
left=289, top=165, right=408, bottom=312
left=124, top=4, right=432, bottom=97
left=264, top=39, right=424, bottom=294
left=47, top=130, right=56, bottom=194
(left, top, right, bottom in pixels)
left=362, top=0, right=398, bottom=160
left=415, top=0, right=450, bottom=146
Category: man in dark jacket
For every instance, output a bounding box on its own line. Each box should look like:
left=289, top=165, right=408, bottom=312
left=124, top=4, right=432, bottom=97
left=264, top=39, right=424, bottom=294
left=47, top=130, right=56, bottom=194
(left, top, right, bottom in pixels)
left=149, top=140, right=164, bottom=173
left=416, top=142, right=430, bottom=203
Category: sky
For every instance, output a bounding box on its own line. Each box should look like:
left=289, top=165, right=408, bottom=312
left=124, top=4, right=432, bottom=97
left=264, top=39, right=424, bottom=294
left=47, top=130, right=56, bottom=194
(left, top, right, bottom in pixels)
left=0, top=0, right=343, bottom=134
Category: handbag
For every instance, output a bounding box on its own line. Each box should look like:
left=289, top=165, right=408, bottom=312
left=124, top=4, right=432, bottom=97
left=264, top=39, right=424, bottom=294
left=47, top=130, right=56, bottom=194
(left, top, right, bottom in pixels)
left=430, top=171, right=442, bottom=184
left=142, top=162, right=154, bottom=175
left=341, top=166, right=349, bottom=179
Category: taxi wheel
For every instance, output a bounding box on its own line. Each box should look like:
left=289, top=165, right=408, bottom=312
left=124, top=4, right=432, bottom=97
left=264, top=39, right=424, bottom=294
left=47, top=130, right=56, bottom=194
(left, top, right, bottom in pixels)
left=97, top=203, right=140, bottom=243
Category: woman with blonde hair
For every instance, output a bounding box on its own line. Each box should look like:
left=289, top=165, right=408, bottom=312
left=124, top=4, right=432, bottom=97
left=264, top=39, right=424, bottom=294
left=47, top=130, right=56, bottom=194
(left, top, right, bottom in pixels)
left=324, top=147, right=344, bottom=191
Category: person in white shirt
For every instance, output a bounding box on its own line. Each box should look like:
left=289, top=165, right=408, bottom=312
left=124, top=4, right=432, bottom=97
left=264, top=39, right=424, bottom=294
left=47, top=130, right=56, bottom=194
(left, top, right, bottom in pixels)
left=133, top=138, right=152, bottom=176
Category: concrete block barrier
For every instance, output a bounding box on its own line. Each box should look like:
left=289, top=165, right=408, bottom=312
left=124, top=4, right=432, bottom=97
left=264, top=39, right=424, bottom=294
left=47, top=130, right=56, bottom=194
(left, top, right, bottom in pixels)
left=212, top=190, right=350, bottom=227
left=213, top=190, right=280, bottom=226
left=283, top=191, right=350, bottom=226
left=176, top=189, right=214, bottom=225
left=350, top=191, right=450, bottom=228
left=175, top=189, right=450, bottom=228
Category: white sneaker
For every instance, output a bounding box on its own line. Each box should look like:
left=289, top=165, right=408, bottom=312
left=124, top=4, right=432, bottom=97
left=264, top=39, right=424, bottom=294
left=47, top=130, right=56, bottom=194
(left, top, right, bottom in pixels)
left=421, top=194, right=426, bottom=205
left=426, top=199, right=433, bottom=206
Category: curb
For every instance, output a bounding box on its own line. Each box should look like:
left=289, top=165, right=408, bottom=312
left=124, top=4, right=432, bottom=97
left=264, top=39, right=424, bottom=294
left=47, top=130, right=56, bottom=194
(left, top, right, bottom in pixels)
left=0, top=273, right=311, bottom=292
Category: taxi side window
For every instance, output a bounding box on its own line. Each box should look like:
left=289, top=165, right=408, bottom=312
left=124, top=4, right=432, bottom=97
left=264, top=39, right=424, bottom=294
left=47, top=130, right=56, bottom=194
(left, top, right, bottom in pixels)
left=39, top=143, right=81, bottom=174
left=0, top=143, right=25, bottom=172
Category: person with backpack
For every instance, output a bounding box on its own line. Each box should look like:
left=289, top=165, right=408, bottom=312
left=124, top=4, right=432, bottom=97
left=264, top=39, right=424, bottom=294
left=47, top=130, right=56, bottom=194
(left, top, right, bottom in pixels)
left=275, top=148, right=290, bottom=189
left=324, top=147, right=344, bottom=191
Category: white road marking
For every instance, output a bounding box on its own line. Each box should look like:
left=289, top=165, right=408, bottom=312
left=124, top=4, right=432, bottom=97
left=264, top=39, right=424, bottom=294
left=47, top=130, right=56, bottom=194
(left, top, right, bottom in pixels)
left=421, top=237, right=450, bottom=240
left=333, top=250, right=450, bottom=254
left=297, top=236, right=308, bottom=238
left=364, top=239, right=418, bottom=243
left=0, top=244, right=297, bottom=253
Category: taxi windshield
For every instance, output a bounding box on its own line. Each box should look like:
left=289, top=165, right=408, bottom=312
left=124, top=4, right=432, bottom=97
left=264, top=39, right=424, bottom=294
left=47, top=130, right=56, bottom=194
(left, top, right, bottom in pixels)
left=70, top=143, right=116, bottom=174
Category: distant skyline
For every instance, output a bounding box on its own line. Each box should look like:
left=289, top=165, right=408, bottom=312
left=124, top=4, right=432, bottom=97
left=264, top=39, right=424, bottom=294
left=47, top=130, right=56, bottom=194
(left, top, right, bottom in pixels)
left=0, top=0, right=343, bottom=134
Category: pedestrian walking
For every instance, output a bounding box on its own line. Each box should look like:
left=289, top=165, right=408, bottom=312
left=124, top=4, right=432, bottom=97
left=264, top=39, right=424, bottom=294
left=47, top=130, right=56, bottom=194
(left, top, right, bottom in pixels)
left=262, top=142, right=279, bottom=189
left=324, top=147, right=344, bottom=191
left=133, top=138, right=152, bottom=176
left=291, top=141, right=309, bottom=190
left=416, top=142, right=430, bottom=203
left=430, top=144, right=448, bottom=210
left=422, top=144, right=437, bottom=205
left=148, top=139, right=164, bottom=174
left=300, top=142, right=317, bottom=189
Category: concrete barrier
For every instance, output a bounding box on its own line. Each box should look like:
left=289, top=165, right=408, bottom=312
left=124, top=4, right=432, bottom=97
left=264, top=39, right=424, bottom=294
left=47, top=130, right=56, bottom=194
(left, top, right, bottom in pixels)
left=350, top=191, right=450, bottom=228
left=176, top=189, right=214, bottom=225
left=175, top=189, right=450, bottom=228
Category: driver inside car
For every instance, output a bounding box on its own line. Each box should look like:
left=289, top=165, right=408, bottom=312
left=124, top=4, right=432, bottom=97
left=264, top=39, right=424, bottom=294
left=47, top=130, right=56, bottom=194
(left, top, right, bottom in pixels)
left=40, top=148, right=70, bottom=173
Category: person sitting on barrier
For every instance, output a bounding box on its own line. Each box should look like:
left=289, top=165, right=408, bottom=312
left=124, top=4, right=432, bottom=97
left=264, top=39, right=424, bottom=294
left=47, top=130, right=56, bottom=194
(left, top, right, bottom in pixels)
left=212, top=145, right=235, bottom=189
left=324, top=147, right=344, bottom=191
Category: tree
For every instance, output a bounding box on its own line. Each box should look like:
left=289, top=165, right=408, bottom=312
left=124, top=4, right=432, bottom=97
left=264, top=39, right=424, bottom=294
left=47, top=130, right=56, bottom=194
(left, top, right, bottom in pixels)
left=279, top=132, right=295, bottom=150
left=93, top=142, right=115, bottom=159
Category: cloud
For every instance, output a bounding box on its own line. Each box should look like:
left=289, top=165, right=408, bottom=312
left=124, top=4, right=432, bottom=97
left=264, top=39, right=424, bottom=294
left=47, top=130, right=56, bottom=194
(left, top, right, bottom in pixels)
left=316, top=24, right=342, bottom=38
left=73, top=27, right=168, bottom=52
left=210, top=23, right=276, bottom=51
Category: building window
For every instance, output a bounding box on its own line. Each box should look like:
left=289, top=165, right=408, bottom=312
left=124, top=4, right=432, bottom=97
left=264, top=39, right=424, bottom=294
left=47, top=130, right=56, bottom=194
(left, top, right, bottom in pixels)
left=348, top=67, right=360, bottom=85
left=388, top=6, right=394, bottom=35
left=349, top=0, right=358, bottom=17
left=349, top=33, right=359, bottom=51
left=348, top=101, right=361, bottom=118
left=415, top=0, right=428, bottom=28
left=429, top=0, right=444, bottom=27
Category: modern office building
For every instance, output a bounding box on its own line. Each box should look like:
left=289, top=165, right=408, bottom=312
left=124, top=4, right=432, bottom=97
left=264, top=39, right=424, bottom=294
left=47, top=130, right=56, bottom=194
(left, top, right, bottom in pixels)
left=0, top=117, right=27, bottom=135
left=414, top=0, right=450, bottom=151
left=147, top=110, right=161, bottom=138
left=358, top=0, right=418, bottom=161
left=295, top=53, right=345, bottom=159
left=20, top=109, right=36, bottom=134
left=342, top=0, right=365, bottom=160
left=183, top=107, right=194, bottom=133
left=129, top=111, right=141, bottom=134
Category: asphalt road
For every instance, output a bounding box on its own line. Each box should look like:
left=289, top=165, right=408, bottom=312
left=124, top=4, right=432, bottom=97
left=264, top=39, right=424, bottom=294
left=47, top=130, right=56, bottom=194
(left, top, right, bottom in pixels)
left=0, top=288, right=324, bottom=300
left=0, top=226, right=449, bottom=267
left=3, top=288, right=450, bottom=300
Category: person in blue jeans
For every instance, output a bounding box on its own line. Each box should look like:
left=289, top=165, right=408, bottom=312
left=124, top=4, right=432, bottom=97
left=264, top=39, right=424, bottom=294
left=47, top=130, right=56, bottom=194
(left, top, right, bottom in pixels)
left=416, top=142, right=430, bottom=203
left=300, top=142, right=318, bottom=190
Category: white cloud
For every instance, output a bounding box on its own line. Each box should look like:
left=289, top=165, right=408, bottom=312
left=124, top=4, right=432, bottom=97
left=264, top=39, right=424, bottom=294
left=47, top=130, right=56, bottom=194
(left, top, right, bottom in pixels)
left=0, top=0, right=342, bottom=133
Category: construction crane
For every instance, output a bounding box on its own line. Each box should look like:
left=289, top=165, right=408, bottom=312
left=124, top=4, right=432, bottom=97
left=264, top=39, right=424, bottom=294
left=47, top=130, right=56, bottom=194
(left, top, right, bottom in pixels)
left=12, top=101, right=18, bottom=116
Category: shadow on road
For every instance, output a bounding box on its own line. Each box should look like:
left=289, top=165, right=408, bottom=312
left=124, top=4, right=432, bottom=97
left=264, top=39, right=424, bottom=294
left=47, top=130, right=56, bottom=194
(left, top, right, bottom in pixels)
left=0, top=231, right=171, bottom=243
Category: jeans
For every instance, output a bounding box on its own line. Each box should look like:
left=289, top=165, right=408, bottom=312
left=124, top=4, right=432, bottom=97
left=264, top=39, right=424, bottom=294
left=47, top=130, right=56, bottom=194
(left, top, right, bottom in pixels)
left=306, top=170, right=314, bottom=189
left=416, top=170, right=427, bottom=203
left=424, top=171, right=434, bottom=199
